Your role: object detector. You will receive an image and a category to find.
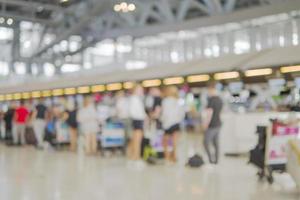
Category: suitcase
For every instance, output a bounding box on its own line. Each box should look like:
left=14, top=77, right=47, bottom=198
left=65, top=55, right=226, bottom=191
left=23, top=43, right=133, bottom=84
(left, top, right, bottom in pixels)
left=25, top=126, right=37, bottom=145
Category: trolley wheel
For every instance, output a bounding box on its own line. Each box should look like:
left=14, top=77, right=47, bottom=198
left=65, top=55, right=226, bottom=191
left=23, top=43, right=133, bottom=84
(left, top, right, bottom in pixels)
left=257, top=171, right=265, bottom=181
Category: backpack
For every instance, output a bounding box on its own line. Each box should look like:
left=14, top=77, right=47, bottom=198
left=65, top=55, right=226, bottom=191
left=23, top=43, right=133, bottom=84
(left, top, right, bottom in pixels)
left=187, top=154, right=204, bottom=168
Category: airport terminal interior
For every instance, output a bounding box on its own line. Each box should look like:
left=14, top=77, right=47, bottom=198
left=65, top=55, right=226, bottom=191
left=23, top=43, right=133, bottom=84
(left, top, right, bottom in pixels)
left=0, top=0, right=300, bottom=200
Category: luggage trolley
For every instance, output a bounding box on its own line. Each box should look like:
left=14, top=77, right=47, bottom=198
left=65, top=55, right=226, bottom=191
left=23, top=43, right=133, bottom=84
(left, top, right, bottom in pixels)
left=250, top=119, right=299, bottom=184
left=99, top=121, right=126, bottom=155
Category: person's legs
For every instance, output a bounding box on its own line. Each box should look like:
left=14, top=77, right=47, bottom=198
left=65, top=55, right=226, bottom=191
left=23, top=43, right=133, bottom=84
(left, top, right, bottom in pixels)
left=132, top=129, right=143, bottom=160
left=69, top=127, right=77, bottom=152
left=171, top=132, right=179, bottom=162
left=91, top=133, right=98, bottom=154
left=204, top=128, right=214, bottom=164
left=212, top=128, right=220, bottom=164
left=20, top=124, right=26, bottom=145
left=127, top=139, right=134, bottom=160
left=163, top=134, right=171, bottom=161
left=33, top=120, right=45, bottom=147
left=85, top=133, right=92, bottom=155
left=12, top=124, right=18, bottom=144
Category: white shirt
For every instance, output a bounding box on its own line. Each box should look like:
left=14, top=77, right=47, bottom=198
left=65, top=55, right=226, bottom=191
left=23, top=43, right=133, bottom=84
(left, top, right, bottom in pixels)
left=129, top=95, right=146, bottom=120
left=77, top=105, right=99, bottom=133
left=116, top=97, right=129, bottom=119
left=161, top=97, right=185, bottom=129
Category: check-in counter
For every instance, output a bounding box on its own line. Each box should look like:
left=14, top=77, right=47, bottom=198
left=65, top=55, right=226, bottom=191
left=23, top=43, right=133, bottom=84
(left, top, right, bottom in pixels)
left=287, top=140, right=300, bottom=189
left=220, top=112, right=300, bottom=154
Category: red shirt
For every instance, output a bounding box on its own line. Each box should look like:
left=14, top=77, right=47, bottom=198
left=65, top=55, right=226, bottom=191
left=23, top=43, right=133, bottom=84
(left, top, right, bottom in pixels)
left=15, top=106, right=29, bottom=124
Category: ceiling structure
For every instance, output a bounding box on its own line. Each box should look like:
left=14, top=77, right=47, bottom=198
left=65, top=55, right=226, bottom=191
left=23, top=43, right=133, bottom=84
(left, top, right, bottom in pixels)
left=0, top=0, right=298, bottom=76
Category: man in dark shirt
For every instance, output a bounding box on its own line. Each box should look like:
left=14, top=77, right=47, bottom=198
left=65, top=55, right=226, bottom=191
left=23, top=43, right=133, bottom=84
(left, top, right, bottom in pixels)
left=203, top=82, right=223, bottom=164
left=33, top=98, right=48, bottom=148
left=4, top=103, right=16, bottom=141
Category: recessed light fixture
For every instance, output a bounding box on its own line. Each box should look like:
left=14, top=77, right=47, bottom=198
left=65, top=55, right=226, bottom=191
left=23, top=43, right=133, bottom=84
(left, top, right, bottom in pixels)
left=114, top=2, right=136, bottom=13
left=114, top=4, right=121, bottom=12
left=128, top=3, right=136, bottom=11
left=6, top=18, right=13, bottom=25
left=0, top=17, right=5, bottom=24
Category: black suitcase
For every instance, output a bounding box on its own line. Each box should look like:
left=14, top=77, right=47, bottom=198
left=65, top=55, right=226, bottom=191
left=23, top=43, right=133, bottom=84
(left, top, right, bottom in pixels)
left=25, top=127, right=37, bottom=145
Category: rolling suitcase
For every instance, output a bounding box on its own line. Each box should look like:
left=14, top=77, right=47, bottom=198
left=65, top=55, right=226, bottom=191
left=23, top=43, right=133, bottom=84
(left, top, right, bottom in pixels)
left=25, top=126, right=37, bottom=145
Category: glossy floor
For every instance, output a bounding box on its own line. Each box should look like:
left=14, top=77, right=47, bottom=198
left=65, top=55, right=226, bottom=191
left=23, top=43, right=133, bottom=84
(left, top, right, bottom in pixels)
left=0, top=142, right=298, bottom=200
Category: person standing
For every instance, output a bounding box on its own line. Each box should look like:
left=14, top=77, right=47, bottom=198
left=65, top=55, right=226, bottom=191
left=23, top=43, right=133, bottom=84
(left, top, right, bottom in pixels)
left=77, top=96, right=99, bottom=155
left=161, top=86, right=184, bottom=164
left=4, top=102, right=16, bottom=141
left=203, top=82, right=223, bottom=164
left=13, top=100, right=30, bottom=145
left=115, top=91, right=131, bottom=142
left=32, top=98, right=48, bottom=149
left=65, top=102, right=78, bottom=152
left=128, top=85, right=147, bottom=167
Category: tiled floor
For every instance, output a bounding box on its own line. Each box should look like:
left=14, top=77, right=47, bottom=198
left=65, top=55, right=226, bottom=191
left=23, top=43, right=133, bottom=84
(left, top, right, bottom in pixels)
left=0, top=138, right=298, bottom=200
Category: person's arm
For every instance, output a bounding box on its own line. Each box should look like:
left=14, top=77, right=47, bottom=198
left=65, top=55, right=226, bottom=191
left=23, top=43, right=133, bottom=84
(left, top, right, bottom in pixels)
left=203, top=108, right=213, bottom=130
left=13, top=109, right=18, bottom=122
left=202, top=99, right=214, bottom=131
left=32, top=108, right=38, bottom=121
left=25, top=109, right=30, bottom=124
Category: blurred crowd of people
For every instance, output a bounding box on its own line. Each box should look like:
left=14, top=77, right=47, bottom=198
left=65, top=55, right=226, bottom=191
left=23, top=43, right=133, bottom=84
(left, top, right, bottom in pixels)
left=0, top=83, right=223, bottom=167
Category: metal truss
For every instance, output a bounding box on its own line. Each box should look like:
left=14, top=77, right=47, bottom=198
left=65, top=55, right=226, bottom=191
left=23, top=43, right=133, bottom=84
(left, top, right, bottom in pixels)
left=0, top=0, right=292, bottom=73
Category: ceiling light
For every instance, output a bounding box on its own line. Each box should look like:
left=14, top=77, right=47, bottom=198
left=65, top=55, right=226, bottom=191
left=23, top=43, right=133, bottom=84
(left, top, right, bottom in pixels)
left=5, top=94, right=12, bottom=101
left=114, top=4, right=121, bottom=12
left=42, top=90, right=52, bottom=97
left=0, top=17, right=5, bottom=24
left=214, top=71, right=239, bottom=80
left=142, top=79, right=161, bottom=88
left=77, top=86, right=90, bottom=94
left=244, top=68, right=273, bottom=77
left=123, top=82, right=135, bottom=89
left=52, top=89, right=64, bottom=96
left=163, top=77, right=184, bottom=85
left=37, top=6, right=44, bottom=12
left=280, top=65, right=300, bottom=73
left=91, top=85, right=105, bottom=93
left=120, top=2, right=127, bottom=9
left=22, top=92, right=31, bottom=99
left=106, top=83, right=122, bottom=91
left=13, top=93, right=21, bottom=100
left=60, top=0, right=69, bottom=3
left=187, top=75, right=210, bottom=83
left=64, top=88, right=76, bottom=95
left=128, top=3, right=136, bottom=11
left=31, top=91, right=41, bottom=98
left=6, top=18, right=13, bottom=25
